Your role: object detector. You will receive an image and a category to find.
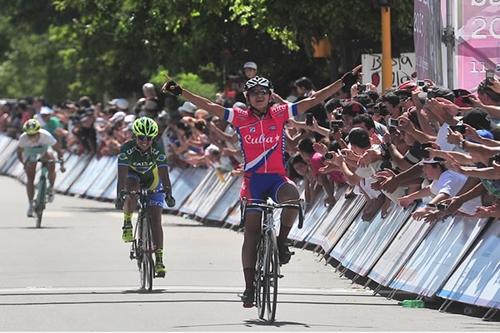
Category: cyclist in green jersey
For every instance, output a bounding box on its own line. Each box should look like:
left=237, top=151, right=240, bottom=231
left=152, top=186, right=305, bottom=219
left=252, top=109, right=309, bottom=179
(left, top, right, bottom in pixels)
left=115, top=117, right=175, bottom=277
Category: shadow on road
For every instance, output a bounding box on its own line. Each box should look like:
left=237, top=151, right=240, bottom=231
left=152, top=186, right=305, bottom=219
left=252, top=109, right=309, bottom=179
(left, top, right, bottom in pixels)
left=63, top=206, right=116, bottom=213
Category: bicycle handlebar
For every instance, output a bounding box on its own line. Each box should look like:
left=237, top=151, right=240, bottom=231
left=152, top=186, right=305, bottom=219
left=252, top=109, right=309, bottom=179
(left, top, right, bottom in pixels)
left=241, top=199, right=305, bottom=229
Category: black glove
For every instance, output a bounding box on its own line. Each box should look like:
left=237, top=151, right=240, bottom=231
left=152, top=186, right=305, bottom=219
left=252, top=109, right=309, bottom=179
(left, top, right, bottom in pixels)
left=162, top=80, right=182, bottom=96
left=165, top=193, right=176, bottom=208
left=115, top=196, right=124, bottom=210
left=341, top=71, right=358, bottom=90
left=115, top=190, right=126, bottom=210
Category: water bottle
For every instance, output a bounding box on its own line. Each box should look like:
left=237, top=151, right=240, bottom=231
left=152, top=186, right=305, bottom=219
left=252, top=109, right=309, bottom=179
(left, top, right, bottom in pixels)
left=399, top=299, right=424, bottom=308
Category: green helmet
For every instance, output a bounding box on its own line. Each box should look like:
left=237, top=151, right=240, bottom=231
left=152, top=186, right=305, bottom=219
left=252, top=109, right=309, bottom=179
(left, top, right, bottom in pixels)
left=132, top=116, right=159, bottom=137
left=23, top=118, right=41, bottom=135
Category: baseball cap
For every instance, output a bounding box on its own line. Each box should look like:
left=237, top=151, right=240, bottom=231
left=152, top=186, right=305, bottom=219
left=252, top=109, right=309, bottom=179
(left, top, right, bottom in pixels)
left=109, top=111, right=126, bottom=124
left=421, top=157, right=445, bottom=165
left=142, top=82, right=155, bottom=91
left=243, top=62, right=257, bottom=70
left=178, top=101, right=197, bottom=114
left=462, top=107, right=491, bottom=130
left=40, top=106, right=54, bottom=115
left=108, top=98, right=129, bottom=110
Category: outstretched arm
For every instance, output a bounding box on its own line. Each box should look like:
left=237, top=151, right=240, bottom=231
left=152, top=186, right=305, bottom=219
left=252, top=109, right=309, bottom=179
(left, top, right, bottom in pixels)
left=162, top=80, right=225, bottom=119
left=295, top=65, right=362, bottom=114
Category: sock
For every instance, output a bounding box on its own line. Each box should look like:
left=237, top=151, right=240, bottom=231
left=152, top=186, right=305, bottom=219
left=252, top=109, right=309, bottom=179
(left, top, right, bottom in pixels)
left=278, top=225, right=292, bottom=243
left=155, top=249, right=163, bottom=263
left=123, top=212, right=132, bottom=225
left=243, top=268, right=255, bottom=290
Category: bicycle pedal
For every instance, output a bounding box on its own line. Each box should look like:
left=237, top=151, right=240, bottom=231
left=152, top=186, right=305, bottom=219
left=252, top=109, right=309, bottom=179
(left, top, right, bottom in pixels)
left=290, top=251, right=296, bottom=256
left=278, top=274, right=284, bottom=278
left=155, top=272, right=165, bottom=278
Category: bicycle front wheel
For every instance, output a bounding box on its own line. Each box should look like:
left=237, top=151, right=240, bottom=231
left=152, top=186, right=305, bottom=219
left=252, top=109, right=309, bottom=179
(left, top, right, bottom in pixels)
left=264, top=234, right=279, bottom=323
left=255, top=238, right=266, bottom=320
left=34, top=176, right=47, bottom=228
left=140, top=215, right=154, bottom=291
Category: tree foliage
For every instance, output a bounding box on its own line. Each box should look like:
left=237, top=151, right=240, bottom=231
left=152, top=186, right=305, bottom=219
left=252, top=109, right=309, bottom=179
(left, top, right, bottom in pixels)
left=0, top=0, right=413, bottom=102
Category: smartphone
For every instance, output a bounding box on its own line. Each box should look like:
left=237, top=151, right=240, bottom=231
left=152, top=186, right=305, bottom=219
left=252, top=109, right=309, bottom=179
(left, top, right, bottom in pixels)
left=388, top=118, right=399, bottom=127
left=417, top=80, right=425, bottom=87
left=306, top=113, right=314, bottom=126
left=449, top=124, right=466, bottom=134
left=388, top=126, right=399, bottom=135
left=324, top=152, right=334, bottom=160
left=358, top=84, right=366, bottom=93
left=428, top=203, right=448, bottom=211
left=461, top=96, right=473, bottom=105
left=486, top=69, right=495, bottom=80
left=329, top=120, right=343, bottom=129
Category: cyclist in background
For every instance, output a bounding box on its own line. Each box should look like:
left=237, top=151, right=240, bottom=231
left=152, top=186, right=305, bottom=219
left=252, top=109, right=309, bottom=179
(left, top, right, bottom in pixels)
left=115, top=117, right=175, bottom=277
left=17, top=119, right=65, bottom=217
left=162, top=65, right=360, bottom=307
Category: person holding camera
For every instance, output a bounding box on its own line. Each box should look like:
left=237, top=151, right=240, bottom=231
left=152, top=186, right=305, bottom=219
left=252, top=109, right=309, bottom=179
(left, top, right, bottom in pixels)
left=162, top=65, right=361, bottom=308
left=115, top=117, right=176, bottom=278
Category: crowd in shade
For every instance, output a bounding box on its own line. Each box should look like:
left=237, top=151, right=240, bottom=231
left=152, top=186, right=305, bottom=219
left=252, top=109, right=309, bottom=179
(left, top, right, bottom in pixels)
left=2, top=61, right=500, bottom=220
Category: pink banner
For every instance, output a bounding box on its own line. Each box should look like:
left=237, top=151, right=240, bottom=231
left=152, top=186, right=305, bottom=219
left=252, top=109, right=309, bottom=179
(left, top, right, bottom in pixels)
left=457, top=1, right=500, bottom=92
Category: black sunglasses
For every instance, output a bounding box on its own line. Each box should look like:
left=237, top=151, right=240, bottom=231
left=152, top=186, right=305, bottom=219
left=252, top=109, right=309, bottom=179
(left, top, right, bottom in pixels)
left=137, top=135, right=154, bottom=141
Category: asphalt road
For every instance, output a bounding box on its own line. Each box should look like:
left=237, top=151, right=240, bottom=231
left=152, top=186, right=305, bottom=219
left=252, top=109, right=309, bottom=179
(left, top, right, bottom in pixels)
left=0, top=176, right=498, bottom=331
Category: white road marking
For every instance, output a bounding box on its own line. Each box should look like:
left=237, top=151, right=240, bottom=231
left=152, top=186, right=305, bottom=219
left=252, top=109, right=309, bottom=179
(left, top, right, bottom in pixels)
left=0, top=285, right=372, bottom=295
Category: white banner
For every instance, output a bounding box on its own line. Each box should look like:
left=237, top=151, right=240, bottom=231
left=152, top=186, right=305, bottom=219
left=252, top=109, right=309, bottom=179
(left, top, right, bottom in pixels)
left=438, top=219, right=500, bottom=309
left=390, top=215, right=488, bottom=297
left=362, top=53, right=416, bottom=92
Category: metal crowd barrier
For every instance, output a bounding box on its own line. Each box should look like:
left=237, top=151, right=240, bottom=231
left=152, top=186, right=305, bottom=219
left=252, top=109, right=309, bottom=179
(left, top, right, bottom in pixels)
left=0, top=134, right=497, bottom=319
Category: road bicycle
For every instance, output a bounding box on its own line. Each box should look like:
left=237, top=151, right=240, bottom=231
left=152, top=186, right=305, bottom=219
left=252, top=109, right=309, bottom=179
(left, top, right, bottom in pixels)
left=242, top=198, right=304, bottom=323
left=122, top=189, right=159, bottom=291
left=33, top=159, right=64, bottom=228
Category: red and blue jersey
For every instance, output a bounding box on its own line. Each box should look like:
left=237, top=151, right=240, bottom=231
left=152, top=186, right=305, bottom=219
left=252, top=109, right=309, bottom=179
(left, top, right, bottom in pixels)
left=224, top=103, right=298, bottom=175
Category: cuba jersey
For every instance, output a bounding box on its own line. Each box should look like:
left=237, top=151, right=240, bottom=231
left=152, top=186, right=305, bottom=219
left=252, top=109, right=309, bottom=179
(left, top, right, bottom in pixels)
left=224, top=103, right=297, bottom=175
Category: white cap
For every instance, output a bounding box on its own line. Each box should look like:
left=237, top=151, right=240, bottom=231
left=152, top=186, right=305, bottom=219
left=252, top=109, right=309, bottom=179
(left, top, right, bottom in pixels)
left=178, top=101, right=197, bottom=114
left=142, top=82, right=155, bottom=91
left=109, top=111, right=126, bottom=124
left=40, top=106, right=54, bottom=115
left=243, top=62, right=257, bottom=70
left=108, top=98, right=129, bottom=110
left=124, top=114, right=135, bottom=123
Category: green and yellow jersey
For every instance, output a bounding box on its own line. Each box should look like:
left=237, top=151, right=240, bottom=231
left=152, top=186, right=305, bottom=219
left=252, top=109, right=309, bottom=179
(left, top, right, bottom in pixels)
left=117, top=140, right=167, bottom=189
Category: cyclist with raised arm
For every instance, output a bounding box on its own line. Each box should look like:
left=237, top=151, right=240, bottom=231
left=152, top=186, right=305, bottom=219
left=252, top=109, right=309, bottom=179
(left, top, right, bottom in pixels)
left=163, top=65, right=360, bottom=307
left=17, top=119, right=65, bottom=217
left=115, top=117, right=176, bottom=277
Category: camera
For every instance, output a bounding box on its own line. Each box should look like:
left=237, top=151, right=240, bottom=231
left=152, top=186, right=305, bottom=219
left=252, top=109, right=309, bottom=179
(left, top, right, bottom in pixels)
left=461, top=96, right=473, bottom=105
left=306, top=113, right=314, bottom=126
left=329, top=120, right=344, bottom=132
left=358, top=84, right=366, bottom=93
left=324, top=152, right=334, bottom=160
left=486, top=69, right=495, bottom=80
left=420, top=143, right=432, bottom=159
left=417, top=80, right=426, bottom=87
left=428, top=203, right=448, bottom=211
left=449, top=124, right=466, bottom=134
left=388, top=118, right=399, bottom=127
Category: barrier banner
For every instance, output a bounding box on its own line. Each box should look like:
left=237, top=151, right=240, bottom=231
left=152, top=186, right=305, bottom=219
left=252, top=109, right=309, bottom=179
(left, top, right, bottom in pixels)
left=0, top=144, right=19, bottom=175
left=224, top=203, right=242, bottom=227
left=179, top=169, right=218, bottom=215
left=288, top=191, right=328, bottom=243
left=317, top=195, right=366, bottom=252
left=67, top=157, right=104, bottom=195
left=389, top=216, right=489, bottom=297
left=7, top=158, right=24, bottom=180
left=342, top=204, right=412, bottom=276
left=437, top=219, right=500, bottom=309
left=0, top=135, right=14, bottom=170
left=172, top=168, right=208, bottom=212
left=102, top=177, right=117, bottom=200
left=55, top=154, right=91, bottom=193
left=195, top=172, right=235, bottom=219
left=329, top=211, right=372, bottom=263
left=85, top=156, right=117, bottom=198
left=207, top=177, right=241, bottom=222
left=368, top=203, right=434, bottom=286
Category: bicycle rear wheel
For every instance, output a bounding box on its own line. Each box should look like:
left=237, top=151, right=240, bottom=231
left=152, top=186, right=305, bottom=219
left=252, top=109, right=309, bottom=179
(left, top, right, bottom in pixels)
left=140, top=215, right=154, bottom=291
left=34, top=176, right=46, bottom=228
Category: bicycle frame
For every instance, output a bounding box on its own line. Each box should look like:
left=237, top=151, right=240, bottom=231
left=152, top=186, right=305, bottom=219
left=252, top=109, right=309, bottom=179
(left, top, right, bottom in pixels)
left=242, top=198, right=304, bottom=323
left=124, top=189, right=157, bottom=291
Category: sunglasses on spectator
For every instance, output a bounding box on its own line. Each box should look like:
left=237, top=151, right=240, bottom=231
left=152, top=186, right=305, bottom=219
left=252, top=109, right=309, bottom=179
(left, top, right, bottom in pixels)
left=248, top=89, right=270, bottom=97
left=137, top=135, right=154, bottom=141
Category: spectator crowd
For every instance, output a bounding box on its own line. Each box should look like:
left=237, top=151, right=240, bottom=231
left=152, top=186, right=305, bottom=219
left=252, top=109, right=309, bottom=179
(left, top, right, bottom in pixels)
left=1, top=61, right=500, bottom=220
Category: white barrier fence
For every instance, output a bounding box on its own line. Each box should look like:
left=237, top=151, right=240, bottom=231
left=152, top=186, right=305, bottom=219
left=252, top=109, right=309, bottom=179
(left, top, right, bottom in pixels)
left=0, top=134, right=498, bottom=318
